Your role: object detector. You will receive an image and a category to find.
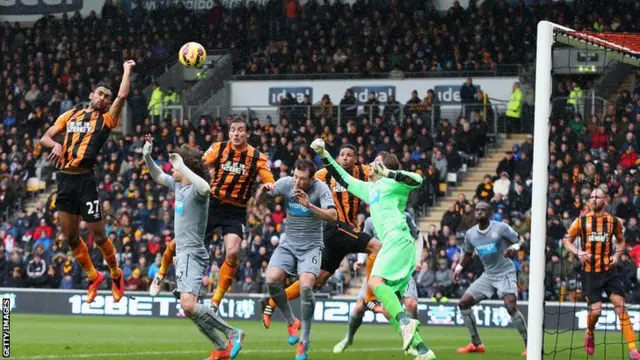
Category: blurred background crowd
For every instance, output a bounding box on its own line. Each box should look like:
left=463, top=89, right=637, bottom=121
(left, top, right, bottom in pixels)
left=2, top=0, right=640, bottom=305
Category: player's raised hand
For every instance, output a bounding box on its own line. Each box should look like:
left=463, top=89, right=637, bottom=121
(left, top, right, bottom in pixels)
left=310, top=138, right=327, bottom=158
left=47, top=143, right=63, bottom=168
left=123, top=60, right=136, bottom=71
left=168, top=153, right=184, bottom=168
left=294, top=189, right=310, bottom=207
left=372, top=160, right=390, bottom=178
left=143, top=134, right=153, bottom=157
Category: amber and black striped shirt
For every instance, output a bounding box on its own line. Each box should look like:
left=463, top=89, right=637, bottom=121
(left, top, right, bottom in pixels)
left=53, top=107, right=118, bottom=170
left=566, top=211, right=624, bottom=273
left=202, top=141, right=274, bottom=207
left=315, top=164, right=370, bottom=228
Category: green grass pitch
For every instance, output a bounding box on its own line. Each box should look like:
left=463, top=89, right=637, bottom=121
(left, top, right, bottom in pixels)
left=7, top=314, right=633, bottom=359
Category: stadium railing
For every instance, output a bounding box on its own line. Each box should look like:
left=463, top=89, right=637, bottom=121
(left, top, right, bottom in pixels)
left=229, top=64, right=523, bottom=81
left=159, top=103, right=509, bottom=141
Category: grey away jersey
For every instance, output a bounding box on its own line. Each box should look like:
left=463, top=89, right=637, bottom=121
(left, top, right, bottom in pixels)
left=163, top=174, right=209, bottom=255
left=270, top=176, right=335, bottom=254
left=363, top=212, right=419, bottom=239
left=463, top=221, right=519, bottom=279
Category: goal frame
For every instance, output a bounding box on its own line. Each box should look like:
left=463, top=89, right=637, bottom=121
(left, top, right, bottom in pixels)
left=529, top=21, right=640, bottom=360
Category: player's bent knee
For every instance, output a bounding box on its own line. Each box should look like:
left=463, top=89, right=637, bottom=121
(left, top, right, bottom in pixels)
left=299, top=273, right=316, bottom=288
left=224, top=234, right=242, bottom=257
left=367, top=239, right=381, bottom=253
left=179, top=294, right=197, bottom=316
left=458, top=296, right=474, bottom=310
left=354, top=300, right=366, bottom=315
left=367, top=276, right=383, bottom=291
left=265, top=267, right=285, bottom=284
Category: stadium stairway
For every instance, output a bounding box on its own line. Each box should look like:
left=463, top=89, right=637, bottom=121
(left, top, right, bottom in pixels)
left=23, top=184, right=56, bottom=217
left=416, top=133, right=530, bottom=234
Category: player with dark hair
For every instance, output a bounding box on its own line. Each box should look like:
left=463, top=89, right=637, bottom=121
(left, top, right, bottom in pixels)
left=39, top=60, right=136, bottom=303
left=255, top=158, right=337, bottom=360
left=150, top=116, right=274, bottom=309
left=452, top=201, right=528, bottom=356
left=260, top=144, right=383, bottom=328
left=564, top=188, right=640, bottom=359
left=143, top=135, right=245, bottom=360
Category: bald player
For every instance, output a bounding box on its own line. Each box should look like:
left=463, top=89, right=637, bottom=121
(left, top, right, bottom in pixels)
left=452, top=201, right=528, bottom=357
left=564, top=188, right=640, bottom=359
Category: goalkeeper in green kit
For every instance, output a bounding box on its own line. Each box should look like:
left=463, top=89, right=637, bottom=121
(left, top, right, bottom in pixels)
left=310, top=139, right=436, bottom=360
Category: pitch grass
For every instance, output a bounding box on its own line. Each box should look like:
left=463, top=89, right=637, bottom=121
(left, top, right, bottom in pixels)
left=7, top=314, right=635, bottom=360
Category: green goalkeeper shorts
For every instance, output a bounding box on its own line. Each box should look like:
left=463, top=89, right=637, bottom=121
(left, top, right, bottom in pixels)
left=371, top=235, right=417, bottom=294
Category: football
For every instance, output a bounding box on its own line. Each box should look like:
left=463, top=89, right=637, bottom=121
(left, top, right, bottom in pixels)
left=178, top=42, right=207, bottom=68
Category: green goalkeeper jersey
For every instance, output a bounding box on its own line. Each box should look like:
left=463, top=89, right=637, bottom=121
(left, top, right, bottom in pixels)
left=323, top=156, right=423, bottom=244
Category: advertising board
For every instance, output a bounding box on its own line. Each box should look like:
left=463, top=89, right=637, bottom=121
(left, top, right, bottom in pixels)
left=4, top=288, right=636, bottom=332
left=229, top=78, right=518, bottom=107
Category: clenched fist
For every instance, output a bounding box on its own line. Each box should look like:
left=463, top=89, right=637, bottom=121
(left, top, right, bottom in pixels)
left=310, top=138, right=327, bottom=158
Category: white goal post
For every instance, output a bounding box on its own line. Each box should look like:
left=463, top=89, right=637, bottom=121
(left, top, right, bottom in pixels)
left=529, top=21, right=640, bottom=360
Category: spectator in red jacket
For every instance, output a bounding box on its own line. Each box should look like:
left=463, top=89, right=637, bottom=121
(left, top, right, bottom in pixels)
left=628, top=243, right=640, bottom=280
left=591, top=125, right=609, bottom=150
left=619, top=146, right=639, bottom=169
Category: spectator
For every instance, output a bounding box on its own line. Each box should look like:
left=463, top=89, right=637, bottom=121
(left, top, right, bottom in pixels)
left=415, top=261, right=435, bottom=298
left=476, top=175, right=494, bottom=202
left=518, top=261, right=530, bottom=301
left=493, top=172, right=512, bottom=198
left=433, top=259, right=454, bottom=297
left=26, top=253, right=47, bottom=287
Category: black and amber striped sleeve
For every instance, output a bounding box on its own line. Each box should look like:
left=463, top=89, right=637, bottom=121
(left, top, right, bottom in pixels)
left=203, top=142, right=223, bottom=167
left=53, top=109, right=76, bottom=133
left=315, top=168, right=329, bottom=183
left=257, top=153, right=275, bottom=184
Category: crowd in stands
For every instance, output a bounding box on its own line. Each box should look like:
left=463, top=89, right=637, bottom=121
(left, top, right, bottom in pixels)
left=3, top=0, right=640, bottom=305
left=421, top=90, right=640, bottom=305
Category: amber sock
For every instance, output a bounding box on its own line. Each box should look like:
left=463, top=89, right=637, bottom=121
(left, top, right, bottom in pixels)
left=364, top=253, right=377, bottom=303
left=158, top=239, right=176, bottom=278
left=212, top=258, right=238, bottom=305
left=72, top=240, right=98, bottom=282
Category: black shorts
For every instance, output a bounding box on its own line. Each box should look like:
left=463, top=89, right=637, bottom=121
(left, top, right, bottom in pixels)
left=205, top=197, right=246, bottom=240
left=56, top=172, right=103, bottom=223
left=321, top=222, right=373, bottom=274
left=583, top=270, right=625, bottom=305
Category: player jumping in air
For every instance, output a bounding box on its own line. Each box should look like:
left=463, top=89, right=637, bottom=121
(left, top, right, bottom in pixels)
left=452, top=201, right=528, bottom=356
left=255, top=159, right=337, bottom=360
left=143, top=135, right=245, bottom=360
left=310, top=138, right=436, bottom=360
left=333, top=212, right=425, bottom=356
left=150, top=117, right=274, bottom=309
left=564, top=188, right=640, bottom=359
left=39, top=60, right=135, bottom=303
left=261, top=144, right=383, bottom=328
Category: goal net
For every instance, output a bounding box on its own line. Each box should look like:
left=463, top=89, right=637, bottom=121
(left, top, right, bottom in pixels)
left=530, top=21, right=640, bottom=360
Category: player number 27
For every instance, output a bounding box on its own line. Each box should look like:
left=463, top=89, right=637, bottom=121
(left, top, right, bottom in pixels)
left=86, top=200, right=100, bottom=215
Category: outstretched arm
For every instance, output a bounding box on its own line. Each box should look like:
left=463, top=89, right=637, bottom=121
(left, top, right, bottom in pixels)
left=311, top=139, right=371, bottom=202
left=373, top=162, right=423, bottom=188
left=143, top=134, right=172, bottom=187
left=169, top=153, right=210, bottom=197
